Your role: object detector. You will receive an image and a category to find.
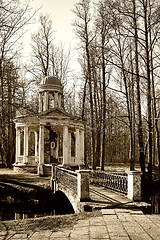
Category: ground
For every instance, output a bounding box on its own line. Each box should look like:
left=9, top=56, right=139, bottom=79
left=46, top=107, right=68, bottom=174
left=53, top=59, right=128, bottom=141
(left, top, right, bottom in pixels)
left=0, top=211, right=101, bottom=232
left=1, top=168, right=160, bottom=240
left=0, top=168, right=101, bottom=231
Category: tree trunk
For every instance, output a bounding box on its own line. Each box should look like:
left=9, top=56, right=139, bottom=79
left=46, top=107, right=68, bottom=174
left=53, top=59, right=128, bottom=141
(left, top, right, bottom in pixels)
left=132, top=0, right=145, bottom=173
left=148, top=0, right=160, bottom=173
left=101, top=35, right=106, bottom=171
left=143, top=0, right=152, bottom=180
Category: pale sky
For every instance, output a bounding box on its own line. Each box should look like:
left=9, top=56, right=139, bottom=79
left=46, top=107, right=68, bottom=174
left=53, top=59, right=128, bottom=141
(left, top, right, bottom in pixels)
left=22, top=0, right=82, bottom=75
left=30, top=0, right=78, bottom=46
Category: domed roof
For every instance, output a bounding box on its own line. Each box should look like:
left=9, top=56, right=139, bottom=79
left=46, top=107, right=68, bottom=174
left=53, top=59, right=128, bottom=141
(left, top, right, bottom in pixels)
left=44, top=76, right=61, bottom=86
left=39, top=75, right=62, bottom=93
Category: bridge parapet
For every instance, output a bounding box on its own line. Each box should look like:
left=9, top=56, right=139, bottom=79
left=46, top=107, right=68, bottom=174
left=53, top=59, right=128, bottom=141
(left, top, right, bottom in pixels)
left=90, top=171, right=128, bottom=194
left=55, top=166, right=78, bottom=193
left=51, top=166, right=90, bottom=212
left=90, top=170, right=142, bottom=201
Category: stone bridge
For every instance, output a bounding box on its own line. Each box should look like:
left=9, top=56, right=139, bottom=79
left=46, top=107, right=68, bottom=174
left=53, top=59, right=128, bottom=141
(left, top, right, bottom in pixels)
left=51, top=166, right=90, bottom=213
left=50, top=166, right=143, bottom=213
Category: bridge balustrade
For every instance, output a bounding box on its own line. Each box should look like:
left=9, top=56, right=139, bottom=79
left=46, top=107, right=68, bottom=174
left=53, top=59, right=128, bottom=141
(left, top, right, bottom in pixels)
left=52, top=167, right=142, bottom=203
left=90, top=171, right=128, bottom=194
left=52, top=166, right=90, bottom=201
left=55, top=166, right=78, bottom=192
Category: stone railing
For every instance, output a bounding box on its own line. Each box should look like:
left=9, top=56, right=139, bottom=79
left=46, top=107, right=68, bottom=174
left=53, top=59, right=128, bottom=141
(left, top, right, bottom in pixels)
left=28, top=156, right=37, bottom=165
left=55, top=166, right=78, bottom=192
left=90, top=170, right=142, bottom=201
left=51, top=166, right=90, bottom=201
left=16, top=156, right=38, bottom=165
left=90, top=171, right=128, bottom=194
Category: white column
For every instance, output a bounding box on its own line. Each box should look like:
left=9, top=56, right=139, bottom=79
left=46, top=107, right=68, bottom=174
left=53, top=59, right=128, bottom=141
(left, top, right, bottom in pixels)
left=44, top=91, right=48, bottom=111
left=76, top=128, right=80, bottom=165
left=68, top=132, right=71, bottom=165
left=23, top=126, right=29, bottom=164
left=38, top=124, right=44, bottom=175
left=35, top=131, right=38, bottom=163
left=15, top=127, right=21, bottom=163
left=39, top=125, right=44, bottom=165
left=80, top=130, right=84, bottom=165
left=63, top=126, right=68, bottom=165
left=39, top=92, right=43, bottom=112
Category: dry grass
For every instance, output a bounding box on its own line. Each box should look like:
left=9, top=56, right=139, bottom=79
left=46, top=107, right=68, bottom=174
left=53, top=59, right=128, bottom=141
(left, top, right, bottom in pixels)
left=0, top=211, right=101, bottom=232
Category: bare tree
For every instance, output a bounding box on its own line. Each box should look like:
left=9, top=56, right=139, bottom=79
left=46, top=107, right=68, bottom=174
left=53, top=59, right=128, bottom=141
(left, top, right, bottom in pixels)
left=31, top=14, right=54, bottom=79
left=0, top=0, right=36, bottom=167
left=95, top=0, right=111, bottom=170
left=73, top=0, right=97, bottom=169
left=30, top=13, right=71, bottom=112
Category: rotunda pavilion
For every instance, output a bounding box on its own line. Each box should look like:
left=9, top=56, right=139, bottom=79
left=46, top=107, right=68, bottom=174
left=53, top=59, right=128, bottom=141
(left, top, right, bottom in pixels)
left=13, top=76, right=85, bottom=175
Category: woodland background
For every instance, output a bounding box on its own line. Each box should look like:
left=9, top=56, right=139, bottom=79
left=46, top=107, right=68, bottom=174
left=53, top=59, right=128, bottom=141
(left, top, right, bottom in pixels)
left=0, top=0, right=160, bottom=181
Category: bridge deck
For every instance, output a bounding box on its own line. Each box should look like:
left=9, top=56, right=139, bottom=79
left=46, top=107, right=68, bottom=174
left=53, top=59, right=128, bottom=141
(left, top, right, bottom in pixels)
left=87, top=184, right=149, bottom=211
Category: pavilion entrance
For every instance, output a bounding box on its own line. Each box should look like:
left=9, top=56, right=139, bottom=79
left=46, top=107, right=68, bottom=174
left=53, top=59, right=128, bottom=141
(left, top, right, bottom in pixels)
left=44, top=126, right=59, bottom=164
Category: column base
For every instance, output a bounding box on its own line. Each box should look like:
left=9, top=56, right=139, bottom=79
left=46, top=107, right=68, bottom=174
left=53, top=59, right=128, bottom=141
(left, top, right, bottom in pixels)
left=37, top=164, right=44, bottom=176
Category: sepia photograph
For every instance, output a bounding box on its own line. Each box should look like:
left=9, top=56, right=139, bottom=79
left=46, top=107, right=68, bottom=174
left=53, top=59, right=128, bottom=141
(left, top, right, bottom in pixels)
left=0, top=0, right=160, bottom=239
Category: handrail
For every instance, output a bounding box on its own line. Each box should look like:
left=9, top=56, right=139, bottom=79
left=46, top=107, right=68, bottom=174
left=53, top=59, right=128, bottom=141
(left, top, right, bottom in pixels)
left=55, top=166, right=78, bottom=192
left=90, top=171, right=128, bottom=194
left=56, top=166, right=77, bottom=176
left=52, top=166, right=90, bottom=201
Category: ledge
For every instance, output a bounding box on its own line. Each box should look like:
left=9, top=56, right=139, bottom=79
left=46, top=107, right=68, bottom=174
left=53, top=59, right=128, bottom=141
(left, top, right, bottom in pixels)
left=126, top=170, right=143, bottom=175
left=13, top=163, right=37, bottom=174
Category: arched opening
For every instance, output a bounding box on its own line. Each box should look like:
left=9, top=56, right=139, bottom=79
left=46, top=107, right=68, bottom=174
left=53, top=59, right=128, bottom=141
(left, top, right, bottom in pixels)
left=54, top=191, right=75, bottom=215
